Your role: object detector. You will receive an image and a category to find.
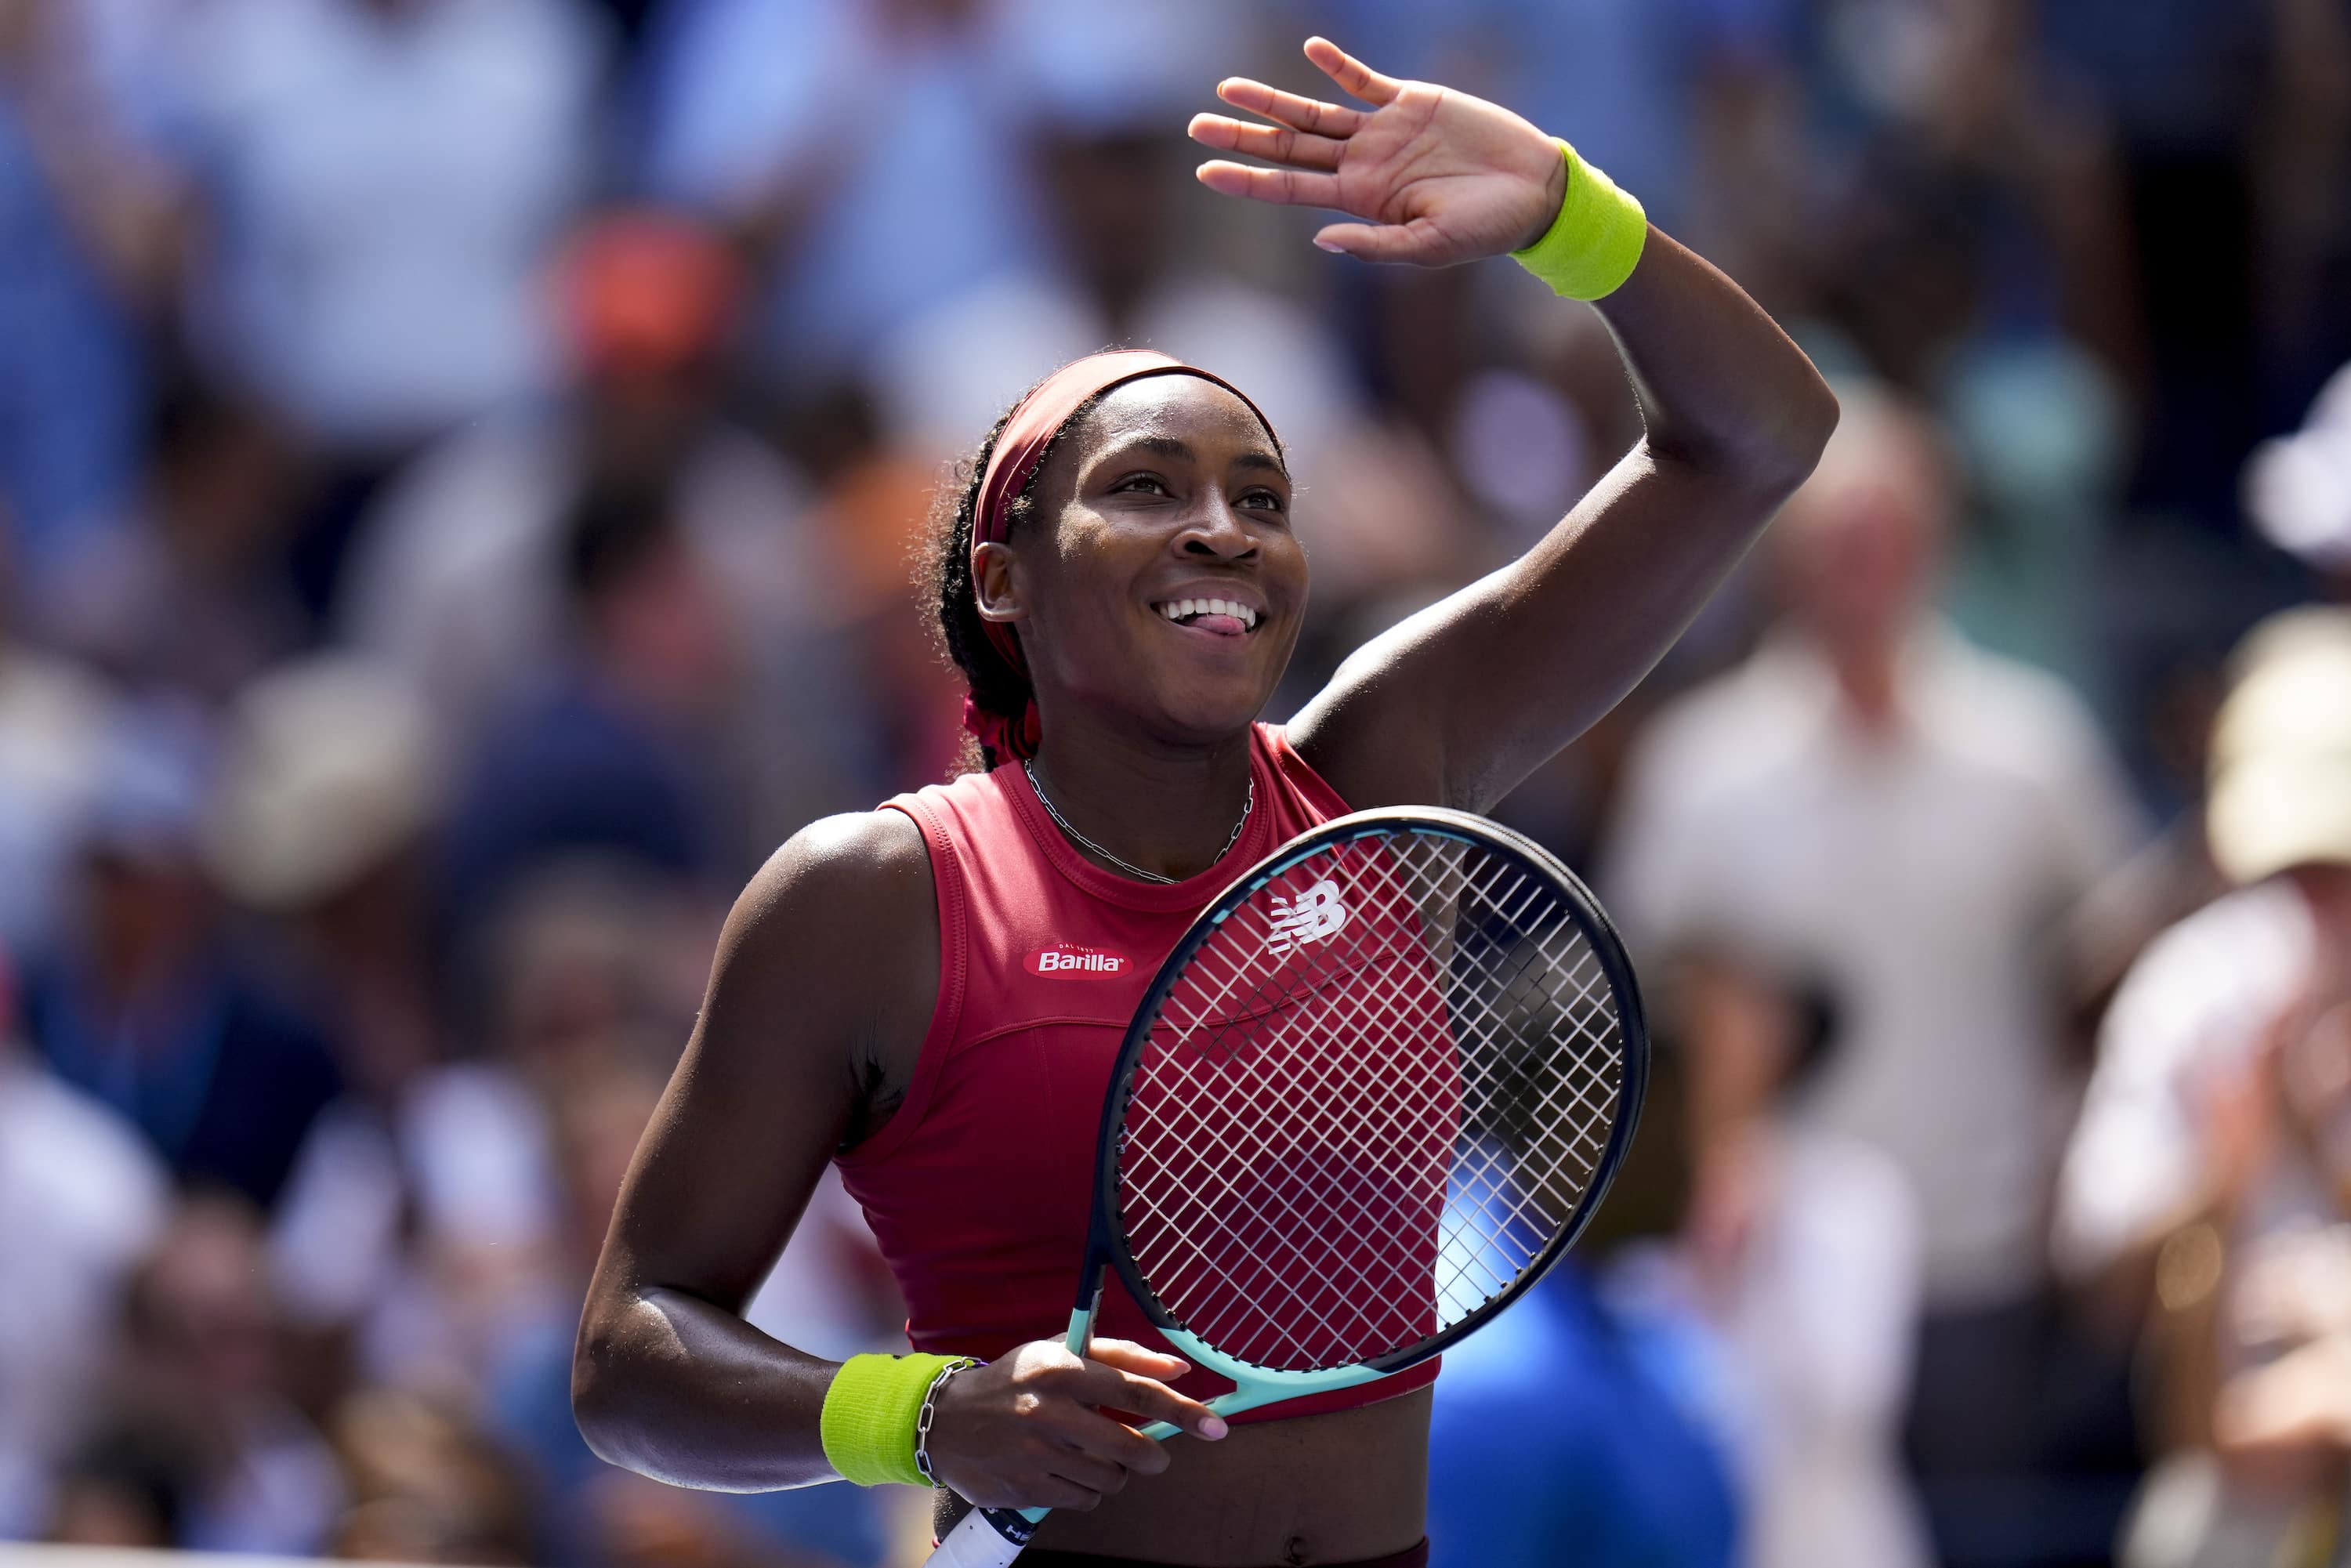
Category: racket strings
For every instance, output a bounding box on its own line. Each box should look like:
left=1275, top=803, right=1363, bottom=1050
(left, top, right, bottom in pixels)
left=1116, top=831, right=1628, bottom=1373
left=1123, top=929, right=1463, bottom=1360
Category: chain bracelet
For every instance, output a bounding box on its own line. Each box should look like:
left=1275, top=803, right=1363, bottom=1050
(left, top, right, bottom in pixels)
left=913, top=1356, right=981, bottom=1487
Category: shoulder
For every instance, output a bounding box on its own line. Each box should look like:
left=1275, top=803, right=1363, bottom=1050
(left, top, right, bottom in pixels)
left=697, top=811, right=938, bottom=1115
left=2101, top=884, right=2310, bottom=1076
left=1257, top=723, right=1354, bottom=820
left=726, top=809, right=933, bottom=954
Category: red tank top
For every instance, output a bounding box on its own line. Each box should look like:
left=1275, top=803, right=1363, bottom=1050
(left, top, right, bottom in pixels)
left=837, top=723, right=1440, bottom=1422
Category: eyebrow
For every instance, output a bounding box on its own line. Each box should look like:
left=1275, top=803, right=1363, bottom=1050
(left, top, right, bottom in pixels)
left=1119, top=433, right=1291, bottom=480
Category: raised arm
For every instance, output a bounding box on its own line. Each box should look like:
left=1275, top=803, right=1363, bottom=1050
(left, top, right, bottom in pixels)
left=1196, top=38, right=1838, bottom=812
left=573, top=813, right=1221, bottom=1504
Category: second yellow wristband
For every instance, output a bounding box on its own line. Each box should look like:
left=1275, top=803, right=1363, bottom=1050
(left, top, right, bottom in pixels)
left=1511, top=139, right=1647, bottom=302
left=820, top=1352, right=969, bottom=1488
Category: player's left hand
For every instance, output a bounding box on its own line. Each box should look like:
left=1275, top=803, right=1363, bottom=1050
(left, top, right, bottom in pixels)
left=1189, top=37, right=1567, bottom=267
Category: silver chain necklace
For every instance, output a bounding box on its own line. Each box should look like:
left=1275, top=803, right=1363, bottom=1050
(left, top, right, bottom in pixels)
left=1025, top=759, right=1253, bottom=885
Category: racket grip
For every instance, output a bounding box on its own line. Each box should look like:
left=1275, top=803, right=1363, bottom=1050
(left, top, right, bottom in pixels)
left=926, top=1506, right=1036, bottom=1567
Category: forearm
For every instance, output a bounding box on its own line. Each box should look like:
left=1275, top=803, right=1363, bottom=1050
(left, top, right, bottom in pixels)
left=574, top=1284, right=841, bottom=1490
left=1592, top=226, right=1838, bottom=493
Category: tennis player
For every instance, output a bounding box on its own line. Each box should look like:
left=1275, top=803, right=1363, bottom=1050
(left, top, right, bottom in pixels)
left=575, top=38, right=1836, bottom=1568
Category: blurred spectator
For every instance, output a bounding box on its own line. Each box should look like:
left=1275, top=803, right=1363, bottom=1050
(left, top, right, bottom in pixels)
left=0, top=530, right=121, bottom=954
left=1604, top=385, right=2144, bottom=1563
left=2041, top=0, right=2351, bottom=520
left=96, top=1195, right=346, bottom=1554
left=440, top=476, right=730, bottom=925
left=777, top=382, right=973, bottom=783
left=151, top=0, right=604, bottom=448
left=2057, top=611, right=2351, bottom=1568
left=330, top=1389, right=535, bottom=1566
left=0, top=957, right=171, bottom=1539
left=194, top=654, right=564, bottom=1405
left=205, top=654, right=446, bottom=1099
left=347, top=209, right=875, bottom=842
left=866, top=7, right=1352, bottom=462
left=20, top=712, right=343, bottom=1212
left=45, top=1425, right=200, bottom=1550
left=1668, top=948, right=1932, bottom=1568
left=0, top=0, right=154, bottom=574
left=140, top=0, right=606, bottom=607
left=1428, top=1035, right=1741, bottom=1568
left=2244, top=358, right=2351, bottom=597
left=38, top=374, right=307, bottom=708
left=1426, top=1258, right=1743, bottom=1568
left=640, top=0, right=1052, bottom=375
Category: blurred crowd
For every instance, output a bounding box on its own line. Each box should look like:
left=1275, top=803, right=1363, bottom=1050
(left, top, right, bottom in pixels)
left=1, top=1, right=2348, bottom=1566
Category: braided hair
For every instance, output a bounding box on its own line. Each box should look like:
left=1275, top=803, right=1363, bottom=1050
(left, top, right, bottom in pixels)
left=918, top=386, right=1110, bottom=774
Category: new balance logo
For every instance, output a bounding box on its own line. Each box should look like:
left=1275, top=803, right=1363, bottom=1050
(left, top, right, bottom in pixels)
left=1267, top=879, right=1351, bottom=954
left=1028, top=943, right=1131, bottom=977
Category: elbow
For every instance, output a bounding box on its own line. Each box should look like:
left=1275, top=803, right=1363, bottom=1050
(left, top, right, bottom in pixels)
left=1779, top=372, right=1842, bottom=489
left=1653, top=369, right=1840, bottom=509
left=570, top=1310, right=632, bottom=1469
left=1738, top=371, right=1841, bottom=503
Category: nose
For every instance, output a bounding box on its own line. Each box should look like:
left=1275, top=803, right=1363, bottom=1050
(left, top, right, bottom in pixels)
left=1175, top=488, right=1258, bottom=561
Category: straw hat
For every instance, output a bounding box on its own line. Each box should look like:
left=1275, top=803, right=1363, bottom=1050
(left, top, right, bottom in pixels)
left=2207, top=609, right=2351, bottom=884
left=204, top=657, right=441, bottom=911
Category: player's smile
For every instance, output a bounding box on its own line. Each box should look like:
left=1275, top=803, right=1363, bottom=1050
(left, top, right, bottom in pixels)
left=1147, top=585, right=1267, bottom=641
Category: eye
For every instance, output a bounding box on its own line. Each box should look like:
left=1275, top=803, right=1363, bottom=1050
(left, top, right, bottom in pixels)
left=1241, top=487, right=1287, bottom=514
left=1113, top=473, right=1172, bottom=496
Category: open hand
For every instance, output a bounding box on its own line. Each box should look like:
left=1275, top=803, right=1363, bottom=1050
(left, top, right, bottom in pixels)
left=923, top=1338, right=1227, bottom=1512
left=1189, top=38, right=1567, bottom=267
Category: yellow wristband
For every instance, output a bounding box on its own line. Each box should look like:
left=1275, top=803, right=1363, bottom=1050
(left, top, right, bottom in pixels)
left=820, top=1353, right=969, bottom=1488
left=1511, top=139, right=1646, bottom=302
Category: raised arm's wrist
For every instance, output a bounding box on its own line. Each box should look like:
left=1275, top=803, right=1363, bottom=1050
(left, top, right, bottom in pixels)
left=1509, top=139, right=1646, bottom=301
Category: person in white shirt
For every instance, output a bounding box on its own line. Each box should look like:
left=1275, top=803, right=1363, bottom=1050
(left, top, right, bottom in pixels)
left=1668, top=947, right=1933, bottom=1568
left=0, top=994, right=170, bottom=1538
left=150, top=0, right=603, bottom=451
left=1604, top=383, right=2143, bottom=1547
left=2056, top=610, right=2351, bottom=1568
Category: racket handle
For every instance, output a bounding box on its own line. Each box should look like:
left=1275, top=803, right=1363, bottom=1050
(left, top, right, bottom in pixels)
left=926, top=1505, right=1037, bottom=1567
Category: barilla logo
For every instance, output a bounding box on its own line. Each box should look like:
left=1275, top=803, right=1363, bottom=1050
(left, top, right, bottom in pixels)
left=1028, top=943, right=1132, bottom=977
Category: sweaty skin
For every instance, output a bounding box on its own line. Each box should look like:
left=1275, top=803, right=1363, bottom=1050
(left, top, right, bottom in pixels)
left=574, top=35, right=1838, bottom=1566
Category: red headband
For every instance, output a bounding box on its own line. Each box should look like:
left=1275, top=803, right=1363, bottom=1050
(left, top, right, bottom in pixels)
left=963, top=349, right=1277, bottom=763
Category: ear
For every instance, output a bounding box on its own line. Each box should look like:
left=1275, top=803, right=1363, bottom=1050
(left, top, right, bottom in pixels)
left=972, top=541, right=1024, bottom=627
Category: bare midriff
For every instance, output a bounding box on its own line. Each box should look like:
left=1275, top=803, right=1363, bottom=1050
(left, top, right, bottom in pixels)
left=944, top=1387, right=1432, bottom=1566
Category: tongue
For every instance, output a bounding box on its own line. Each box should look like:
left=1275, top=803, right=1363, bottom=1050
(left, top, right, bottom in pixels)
left=1189, top=613, right=1248, bottom=637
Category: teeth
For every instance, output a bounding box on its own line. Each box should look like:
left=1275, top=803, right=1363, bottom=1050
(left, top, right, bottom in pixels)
left=1156, top=598, right=1259, bottom=628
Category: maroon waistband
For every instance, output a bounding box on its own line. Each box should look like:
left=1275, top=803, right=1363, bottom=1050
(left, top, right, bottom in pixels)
left=1016, top=1543, right=1428, bottom=1568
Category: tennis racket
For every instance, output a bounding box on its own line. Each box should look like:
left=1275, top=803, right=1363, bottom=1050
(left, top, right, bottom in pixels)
left=927, top=806, right=1646, bottom=1566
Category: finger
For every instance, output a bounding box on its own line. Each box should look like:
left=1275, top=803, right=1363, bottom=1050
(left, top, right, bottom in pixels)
left=1188, top=114, right=1345, bottom=172
left=1045, top=1446, right=1137, bottom=1496
left=1085, top=1338, right=1190, bottom=1381
left=1078, top=1364, right=1230, bottom=1441
left=1312, top=220, right=1438, bottom=264
left=1045, top=1405, right=1174, bottom=1476
left=1214, top=77, right=1364, bottom=138
left=1030, top=1475, right=1107, bottom=1512
left=1303, top=36, right=1403, bottom=107
left=1196, top=160, right=1343, bottom=210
